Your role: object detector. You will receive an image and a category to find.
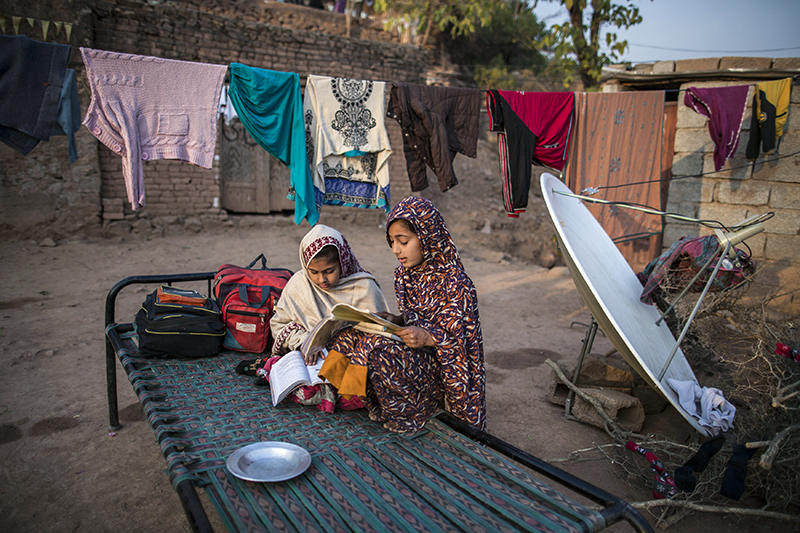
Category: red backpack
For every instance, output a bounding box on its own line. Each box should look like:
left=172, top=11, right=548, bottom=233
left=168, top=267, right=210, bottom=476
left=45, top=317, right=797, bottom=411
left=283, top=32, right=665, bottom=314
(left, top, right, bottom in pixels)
left=213, top=254, right=293, bottom=353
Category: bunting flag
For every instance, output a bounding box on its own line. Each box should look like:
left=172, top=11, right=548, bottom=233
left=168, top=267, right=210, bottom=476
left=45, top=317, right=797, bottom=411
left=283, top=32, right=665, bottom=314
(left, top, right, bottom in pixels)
left=4, top=16, right=72, bottom=41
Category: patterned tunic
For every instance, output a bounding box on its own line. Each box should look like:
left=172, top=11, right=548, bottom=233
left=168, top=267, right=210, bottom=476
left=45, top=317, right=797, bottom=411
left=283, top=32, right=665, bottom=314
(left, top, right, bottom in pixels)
left=330, top=196, right=486, bottom=431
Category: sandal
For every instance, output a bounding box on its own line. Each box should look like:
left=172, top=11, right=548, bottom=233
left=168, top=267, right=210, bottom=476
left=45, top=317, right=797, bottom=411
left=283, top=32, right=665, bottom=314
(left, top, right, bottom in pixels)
left=235, top=357, right=268, bottom=377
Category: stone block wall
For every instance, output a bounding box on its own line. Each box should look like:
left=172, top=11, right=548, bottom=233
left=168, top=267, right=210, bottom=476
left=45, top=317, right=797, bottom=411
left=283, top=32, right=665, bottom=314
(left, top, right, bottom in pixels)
left=666, top=73, right=800, bottom=313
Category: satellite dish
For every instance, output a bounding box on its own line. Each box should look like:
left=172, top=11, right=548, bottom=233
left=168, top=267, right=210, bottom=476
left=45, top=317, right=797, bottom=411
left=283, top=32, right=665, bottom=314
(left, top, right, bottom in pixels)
left=541, top=173, right=710, bottom=436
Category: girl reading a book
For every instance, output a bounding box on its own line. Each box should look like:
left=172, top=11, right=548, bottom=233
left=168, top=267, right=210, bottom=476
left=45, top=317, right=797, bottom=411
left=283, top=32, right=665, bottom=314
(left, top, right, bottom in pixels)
left=236, top=224, right=390, bottom=413
left=322, top=196, right=486, bottom=433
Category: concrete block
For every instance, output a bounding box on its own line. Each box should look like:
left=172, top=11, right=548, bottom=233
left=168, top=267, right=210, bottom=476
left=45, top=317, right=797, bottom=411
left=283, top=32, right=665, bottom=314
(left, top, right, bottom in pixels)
left=751, top=154, right=800, bottom=183
left=714, top=179, right=771, bottom=206
left=765, top=234, right=800, bottom=261
left=665, top=200, right=699, bottom=219
left=773, top=57, right=800, bottom=71
left=546, top=358, right=635, bottom=407
left=674, top=128, right=713, bottom=153
left=631, top=384, right=668, bottom=414
left=652, top=60, right=674, bottom=74
left=572, top=388, right=645, bottom=433
left=698, top=203, right=749, bottom=226
left=763, top=209, right=800, bottom=235
left=677, top=105, right=709, bottom=128
left=634, top=63, right=653, bottom=74
left=675, top=57, right=721, bottom=72
left=702, top=154, right=752, bottom=180
left=719, top=56, right=773, bottom=70
left=740, top=232, right=766, bottom=259
left=667, top=177, right=703, bottom=204
left=779, top=130, right=800, bottom=154
left=700, top=179, right=717, bottom=203
left=769, top=182, right=800, bottom=209
left=662, top=223, right=699, bottom=248
left=670, top=153, right=704, bottom=177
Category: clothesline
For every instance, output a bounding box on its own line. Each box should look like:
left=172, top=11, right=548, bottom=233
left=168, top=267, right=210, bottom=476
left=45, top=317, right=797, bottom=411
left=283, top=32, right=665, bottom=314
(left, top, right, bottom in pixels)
left=4, top=33, right=793, bottom=231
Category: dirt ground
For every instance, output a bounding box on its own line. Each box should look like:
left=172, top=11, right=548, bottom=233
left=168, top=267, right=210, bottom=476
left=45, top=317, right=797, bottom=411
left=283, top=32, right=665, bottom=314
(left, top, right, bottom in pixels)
left=0, top=137, right=793, bottom=532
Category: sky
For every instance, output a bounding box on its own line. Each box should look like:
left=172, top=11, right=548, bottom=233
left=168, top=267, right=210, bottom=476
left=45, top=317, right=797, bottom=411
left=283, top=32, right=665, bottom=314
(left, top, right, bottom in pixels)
left=530, top=0, right=800, bottom=65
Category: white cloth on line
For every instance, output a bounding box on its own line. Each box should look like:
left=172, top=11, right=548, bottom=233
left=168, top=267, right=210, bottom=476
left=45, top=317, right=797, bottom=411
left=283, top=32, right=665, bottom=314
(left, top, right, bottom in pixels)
left=667, top=378, right=736, bottom=435
left=218, top=84, right=239, bottom=126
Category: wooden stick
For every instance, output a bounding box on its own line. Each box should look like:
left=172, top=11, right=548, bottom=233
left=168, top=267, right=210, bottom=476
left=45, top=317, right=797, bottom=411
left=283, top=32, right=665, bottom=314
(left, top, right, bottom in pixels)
left=631, top=499, right=800, bottom=524
left=759, top=424, right=800, bottom=469
left=745, top=440, right=770, bottom=449
left=545, top=358, right=627, bottom=439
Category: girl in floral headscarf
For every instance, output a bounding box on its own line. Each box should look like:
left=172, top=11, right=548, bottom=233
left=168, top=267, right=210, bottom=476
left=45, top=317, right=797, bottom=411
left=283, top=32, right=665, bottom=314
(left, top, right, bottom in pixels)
left=322, top=196, right=486, bottom=432
left=237, top=224, right=389, bottom=413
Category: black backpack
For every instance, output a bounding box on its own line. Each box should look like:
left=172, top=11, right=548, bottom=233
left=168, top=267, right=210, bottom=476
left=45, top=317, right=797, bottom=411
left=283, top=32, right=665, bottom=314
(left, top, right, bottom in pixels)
left=135, top=286, right=225, bottom=358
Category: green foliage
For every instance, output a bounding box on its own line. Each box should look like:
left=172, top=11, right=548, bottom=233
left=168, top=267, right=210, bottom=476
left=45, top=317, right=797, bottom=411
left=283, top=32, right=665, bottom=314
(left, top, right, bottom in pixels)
left=538, top=0, right=646, bottom=88
left=375, top=0, right=493, bottom=45
left=445, top=0, right=547, bottom=70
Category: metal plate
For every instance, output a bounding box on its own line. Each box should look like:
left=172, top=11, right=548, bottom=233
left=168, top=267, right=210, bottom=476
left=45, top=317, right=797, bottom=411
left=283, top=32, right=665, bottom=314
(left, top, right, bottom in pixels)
left=226, top=442, right=312, bottom=482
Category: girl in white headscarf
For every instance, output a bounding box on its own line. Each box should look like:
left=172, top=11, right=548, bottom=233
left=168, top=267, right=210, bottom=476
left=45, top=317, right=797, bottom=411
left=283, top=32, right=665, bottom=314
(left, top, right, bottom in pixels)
left=237, top=224, right=389, bottom=413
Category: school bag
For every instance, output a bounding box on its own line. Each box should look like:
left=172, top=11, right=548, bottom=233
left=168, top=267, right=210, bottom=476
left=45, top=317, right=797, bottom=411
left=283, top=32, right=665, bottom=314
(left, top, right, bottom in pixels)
left=135, top=286, right=225, bottom=358
left=213, top=254, right=293, bottom=353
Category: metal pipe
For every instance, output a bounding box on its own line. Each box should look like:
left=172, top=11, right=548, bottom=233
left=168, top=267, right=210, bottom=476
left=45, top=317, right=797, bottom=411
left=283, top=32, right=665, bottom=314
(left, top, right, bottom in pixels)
left=657, top=241, right=732, bottom=381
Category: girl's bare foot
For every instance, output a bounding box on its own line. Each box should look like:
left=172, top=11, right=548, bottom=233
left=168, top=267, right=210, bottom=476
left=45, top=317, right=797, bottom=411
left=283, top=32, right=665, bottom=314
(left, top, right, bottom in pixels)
left=368, top=412, right=385, bottom=422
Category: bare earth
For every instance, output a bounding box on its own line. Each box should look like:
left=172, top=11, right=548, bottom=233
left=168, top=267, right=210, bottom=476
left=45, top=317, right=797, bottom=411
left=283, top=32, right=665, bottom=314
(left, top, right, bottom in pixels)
left=0, top=139, right=790, bottom=532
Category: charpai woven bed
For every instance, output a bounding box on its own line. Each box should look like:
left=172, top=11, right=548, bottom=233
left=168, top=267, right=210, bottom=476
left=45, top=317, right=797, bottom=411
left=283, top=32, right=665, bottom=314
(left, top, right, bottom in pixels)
left=104, top=272, right=652, bottom=533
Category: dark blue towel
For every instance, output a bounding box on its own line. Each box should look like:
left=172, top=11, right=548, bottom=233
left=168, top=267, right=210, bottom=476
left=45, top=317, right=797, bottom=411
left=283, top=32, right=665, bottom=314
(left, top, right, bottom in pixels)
left=0, top=35, right=71, bottom=155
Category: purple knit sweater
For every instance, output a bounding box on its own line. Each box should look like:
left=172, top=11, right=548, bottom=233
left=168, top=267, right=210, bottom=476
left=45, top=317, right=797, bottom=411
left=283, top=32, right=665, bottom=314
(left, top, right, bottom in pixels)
left=81, top=48, right=226, bottom=210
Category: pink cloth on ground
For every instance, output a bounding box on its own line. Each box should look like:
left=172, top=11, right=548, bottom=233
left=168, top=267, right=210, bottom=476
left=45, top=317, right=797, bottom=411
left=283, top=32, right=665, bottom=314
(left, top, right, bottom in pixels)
left=80, top=48, right=226, bottom=209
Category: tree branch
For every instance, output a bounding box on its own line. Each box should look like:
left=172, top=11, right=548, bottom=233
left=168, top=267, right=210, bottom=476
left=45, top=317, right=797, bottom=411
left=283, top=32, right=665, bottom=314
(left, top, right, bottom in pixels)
left=631, top=499, right=800, bottom=524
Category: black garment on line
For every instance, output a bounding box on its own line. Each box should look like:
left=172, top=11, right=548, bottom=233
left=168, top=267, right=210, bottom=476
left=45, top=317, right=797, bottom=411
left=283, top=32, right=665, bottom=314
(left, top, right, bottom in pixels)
left=487, top=90, right=539, bottom=213
left=0, top=35, right=71, bottom=155
left=745, top=89, right=777, bottom=159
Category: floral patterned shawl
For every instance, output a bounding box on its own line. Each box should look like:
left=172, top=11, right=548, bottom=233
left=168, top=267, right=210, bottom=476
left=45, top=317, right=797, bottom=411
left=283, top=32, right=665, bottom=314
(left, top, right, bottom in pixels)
left=386, top=196, right=486, bottom=429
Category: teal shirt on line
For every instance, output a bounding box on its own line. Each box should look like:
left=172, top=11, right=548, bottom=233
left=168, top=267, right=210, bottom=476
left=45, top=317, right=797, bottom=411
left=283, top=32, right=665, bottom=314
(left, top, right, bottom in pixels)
left=228, top=63, right=319, bottom=226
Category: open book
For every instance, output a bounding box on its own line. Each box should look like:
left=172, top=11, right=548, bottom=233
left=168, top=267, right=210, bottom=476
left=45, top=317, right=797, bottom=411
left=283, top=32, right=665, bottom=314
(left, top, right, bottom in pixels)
left=269, top=350, right=327, bottom=407
left=300, top=303, right=403, bottom=357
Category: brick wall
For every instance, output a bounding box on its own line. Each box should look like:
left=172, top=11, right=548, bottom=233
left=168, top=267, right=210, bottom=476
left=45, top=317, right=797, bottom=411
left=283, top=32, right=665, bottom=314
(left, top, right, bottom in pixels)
left=0, top=0, right=432, bottom=238
left=90, top=1, right=428, bottom=226
left=663, top=67, right=800, bottom=313
left=0, top=2, right=101, bottom=240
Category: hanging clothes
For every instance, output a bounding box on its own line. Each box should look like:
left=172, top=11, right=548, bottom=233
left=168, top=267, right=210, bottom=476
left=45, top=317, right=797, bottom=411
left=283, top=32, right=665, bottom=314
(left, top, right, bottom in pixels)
left=0, top=35, right=71, bottom=155
left=228, top=63, right=318, bottom=226
left=217, top=84, right=239, bottom=126
left=387, top=82, right=482, bottom=193
left=746, top=77, right=792, bottom=159
left=304, top=74, right=392, bottom=212
left=566, top=91, right=665, bottom=245
left=486, top=90, right=574, bottom=217
left=81, top=48, right=226, bottom=210
left=50, top=68, right=82, bottom=163
left=683, top=84, right=750, bottom=172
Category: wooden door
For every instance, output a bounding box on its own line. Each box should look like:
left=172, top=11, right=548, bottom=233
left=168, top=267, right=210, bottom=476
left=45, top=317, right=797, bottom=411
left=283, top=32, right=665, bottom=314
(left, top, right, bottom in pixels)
left=219, top=122, right=296, bottom=213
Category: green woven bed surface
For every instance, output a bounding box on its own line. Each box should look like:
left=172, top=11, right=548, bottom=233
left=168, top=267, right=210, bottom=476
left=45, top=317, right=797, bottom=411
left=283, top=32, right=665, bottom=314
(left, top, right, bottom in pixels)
left=116, top=341, right=605, bottom=533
